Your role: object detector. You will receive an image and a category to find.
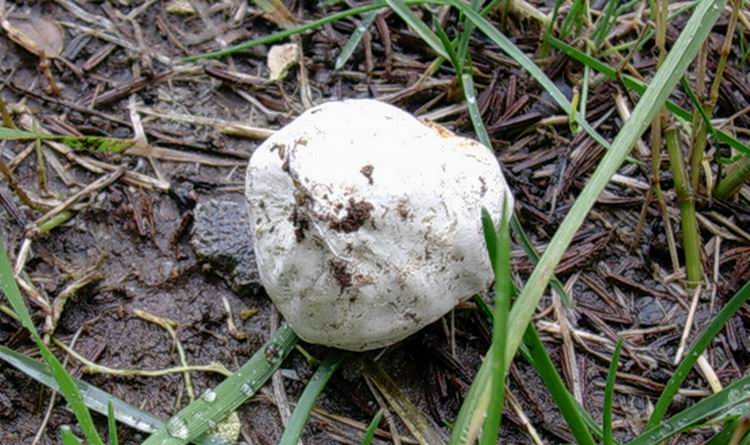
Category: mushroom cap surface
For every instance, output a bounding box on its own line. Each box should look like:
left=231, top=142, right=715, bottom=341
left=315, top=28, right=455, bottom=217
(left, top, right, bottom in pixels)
left=245, top=99, right=513, bottom=351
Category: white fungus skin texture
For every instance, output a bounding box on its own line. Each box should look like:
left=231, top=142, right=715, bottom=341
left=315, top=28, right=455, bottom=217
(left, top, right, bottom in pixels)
left=246, top=99, right=514, bottom=351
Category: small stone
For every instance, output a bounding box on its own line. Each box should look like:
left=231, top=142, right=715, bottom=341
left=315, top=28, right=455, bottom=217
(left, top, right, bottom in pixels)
left=190, top=201, right=261, bottom=295
left=635, top=297, right=664, bottom=326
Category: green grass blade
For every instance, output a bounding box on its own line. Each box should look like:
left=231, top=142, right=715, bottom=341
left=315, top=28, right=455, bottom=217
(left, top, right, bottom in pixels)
left=384, top=0, right=448, bottom=59
left=462, top=72, right=491, bottom=148
left=479, top=201, right=512, bottom=445
left=0, top=240, right=105, bottom=445
left=448, top=357, right=492, bottom=444
left=143, top=325, right=299, bottom=445
left=627, top=375, right=750, bottom=445
left=0, top=345, right=229, bottom=445
left=592, top=0, right=620, bottom=50
left=493, top=0, right=726, bottom=368
left=509, top=215, right=572, bottom=307
left=334, top=10, right=379, bottom=70
left=108, top=401, right=119, bottom=445
left=679, top=77, right=713, bottom=130
left=183, top=2, right=393, bottom=62
left=455, top=0, right=482, bottom=69
left=603, top=338, right=624, bottom=445
left=445, top=0, right=613, bottom=152
left=647, top=279, right=750, bottom=428
left=433, top=17, right=462, bottom=74
left=0, top=127, right=134, bottom=153
left=560, top=0, right=586, bottom=39
left=61, top=427, right=83, bottom=445
left=706, top=418, right=742, bottom=445
left=361, top=410, right=384, bottom=445
left=548, top=35, right=750, bottom=159
left=279, top=351, right=347, bottom=445
left=522, top=326, right=601, bottom=445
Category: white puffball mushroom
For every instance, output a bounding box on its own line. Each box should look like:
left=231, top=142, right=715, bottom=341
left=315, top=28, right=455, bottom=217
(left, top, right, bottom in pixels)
left=245, top=99, right=513, bottom=351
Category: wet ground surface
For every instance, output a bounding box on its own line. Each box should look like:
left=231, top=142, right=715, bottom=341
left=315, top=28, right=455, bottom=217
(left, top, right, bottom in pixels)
left=1, top=0, right=749, bottom=444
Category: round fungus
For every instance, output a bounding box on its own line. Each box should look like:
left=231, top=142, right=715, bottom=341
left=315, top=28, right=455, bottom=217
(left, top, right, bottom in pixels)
left=245, top=99, right=513, bottom=351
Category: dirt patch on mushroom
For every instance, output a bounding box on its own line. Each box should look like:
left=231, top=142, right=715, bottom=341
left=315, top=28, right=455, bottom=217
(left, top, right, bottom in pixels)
left=329, top=198, right=374, bottom=233
left=360, top=164, right=374, bottom=185
left=329, top=259, right=353, bottom=291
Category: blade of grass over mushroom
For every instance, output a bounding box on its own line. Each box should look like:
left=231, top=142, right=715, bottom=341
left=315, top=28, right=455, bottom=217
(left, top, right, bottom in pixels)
left=627, top=374, right=750, bottom=445
left=334, top=10, right=379, bottom=70
left=361, top=410, right=384, bottom=445
left=603, top=338, right=623, bottom=445
left=0, top=240, right=105, bottom=445
left=279, top=351, right=348, bottom=445
left=0, top=345, right=230, bottom=445
left=647, top=279, right=750, bottom=429
left=496, top=0, right=727, bottom=367
left=364, top=359, right=447, bottom=445
left=547, top=35, right=750, bottom=159
left=142, top=324, right=299, bottom=445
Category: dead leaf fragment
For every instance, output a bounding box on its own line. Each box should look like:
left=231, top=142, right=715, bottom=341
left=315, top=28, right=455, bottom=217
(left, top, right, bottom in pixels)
left=165, top=0, right=196, bottom=15
left=1, top=15, right=63, bottom=58
left=252, top=0, right=297, bottom=29
left=267, top=43, right=299, bottom=82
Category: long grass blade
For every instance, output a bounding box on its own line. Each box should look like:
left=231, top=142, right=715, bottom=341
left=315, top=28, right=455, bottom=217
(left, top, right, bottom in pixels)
left=479, top=202, right=512, bottom=445
left=0, top=345, right=229, bottom=445
left=547, top=35, right=750, bottom=159
left=384, top=0, right=449, bottom=59
left=627, top=375, right=750, bottom=445
left=0, top=127, right=135, bottom=153
left=108, top=401, right=119, bottom=445
left=61, top=427, right=83, bottom=445
left=361, top=410, right=384, bottom=445
left=603, top=338, right=624, bottom=445
left=462, top=73, right=491, bottom=147
left=279, top=351, right=348, bottom=445
left=489, top=0, right=727, bottom=368
left=334, top=10, right=379, bottom=70
left=647, top=279, right=750, bottom=428
left=0, top=240, right=104, bottom=445
left=522, top=326, right=601, bottom=444
left=143, top=325, right=299, bottom=445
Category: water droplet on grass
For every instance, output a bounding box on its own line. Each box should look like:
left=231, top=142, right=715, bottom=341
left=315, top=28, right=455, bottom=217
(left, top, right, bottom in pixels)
left=240, top=382, right=255, bottom=396
left=202, top=389, right=217, bottom=403
left=167, top=417, right=190, bottom=439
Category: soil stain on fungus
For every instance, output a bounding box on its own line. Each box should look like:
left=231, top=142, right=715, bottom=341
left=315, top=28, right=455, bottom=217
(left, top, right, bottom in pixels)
left=397, top=199, right=411, bottom=221
left=329, top=198, right=374, bottom=233
left=290, top=208, right=309, bottom=242
left=270, top=143, right=286, bottom=160
left=421, top=120, right=454, bottom=139
left=360, top=164, right=374, bottom=185
left=329, top=259, right=353, bottom=291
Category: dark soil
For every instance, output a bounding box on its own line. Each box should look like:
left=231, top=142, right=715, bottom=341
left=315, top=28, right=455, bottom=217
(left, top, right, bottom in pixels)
left=1, top=1, right=749, bottom=444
